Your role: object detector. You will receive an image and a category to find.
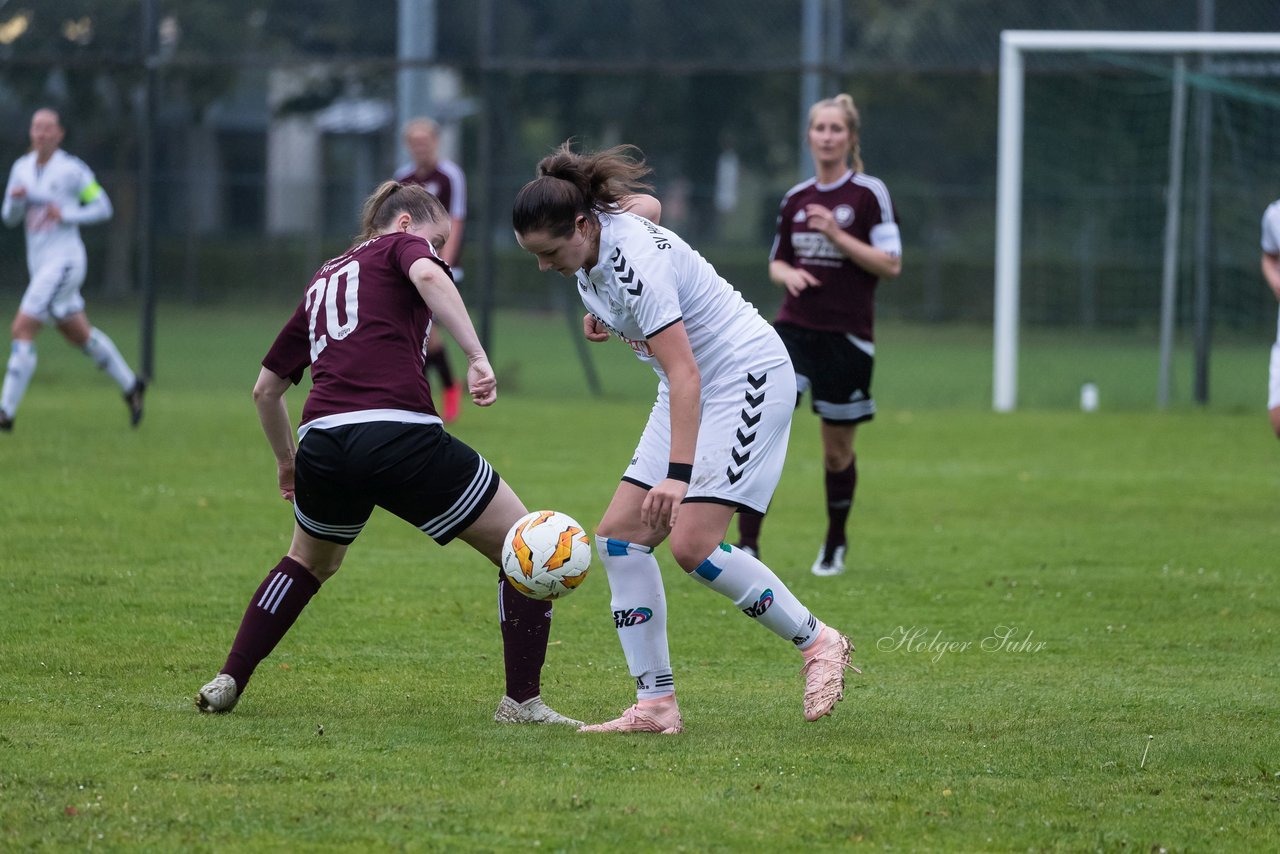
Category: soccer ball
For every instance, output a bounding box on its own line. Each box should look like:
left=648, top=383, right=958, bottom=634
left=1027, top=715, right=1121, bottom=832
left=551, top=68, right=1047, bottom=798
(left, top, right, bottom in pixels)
left=501, top=510, right=592, bottom=600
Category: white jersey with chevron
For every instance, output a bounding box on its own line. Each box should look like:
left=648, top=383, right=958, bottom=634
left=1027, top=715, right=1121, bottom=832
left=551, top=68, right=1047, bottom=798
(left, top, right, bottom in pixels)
left=3, top=149, right=112, bottom=277
left=575, top=211, right=785, bottom=387
left=1261, top=200, right=1280, bottom=408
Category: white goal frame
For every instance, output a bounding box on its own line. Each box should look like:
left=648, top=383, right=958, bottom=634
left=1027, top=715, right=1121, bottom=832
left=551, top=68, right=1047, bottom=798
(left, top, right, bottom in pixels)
left=993, top=30, right=1280, bottom=411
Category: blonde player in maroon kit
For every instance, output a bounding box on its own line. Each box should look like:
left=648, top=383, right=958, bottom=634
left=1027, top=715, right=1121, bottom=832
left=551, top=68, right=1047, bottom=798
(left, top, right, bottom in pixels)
left=736, top=93, right=902, bottom=576
left=195, top=181, right=578, bottom=726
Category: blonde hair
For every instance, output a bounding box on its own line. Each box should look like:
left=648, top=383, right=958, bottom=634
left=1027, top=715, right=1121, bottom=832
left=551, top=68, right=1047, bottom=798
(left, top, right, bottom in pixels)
left=402, top=117, right=439, bottom=140
left=808, top=93, right=863, bottom=173
left=512, top=140, right=654, bottom=238
left=356, top=181, right=447, bottom=243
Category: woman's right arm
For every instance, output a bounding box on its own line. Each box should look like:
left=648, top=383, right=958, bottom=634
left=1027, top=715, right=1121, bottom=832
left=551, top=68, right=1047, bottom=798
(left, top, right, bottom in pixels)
left=1264, top=251, right=1280, bottom=301
left=770, top=258, right=820, bottom=298
left=2, top=163, right=26, bottom=228
left=409, top=257, right=497, bottom=407
left=621, top=194, right=662, bottom=224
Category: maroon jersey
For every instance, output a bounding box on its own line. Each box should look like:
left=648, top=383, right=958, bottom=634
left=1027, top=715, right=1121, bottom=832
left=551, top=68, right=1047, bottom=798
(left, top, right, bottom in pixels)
left=263, top=232, right=447, bottom=429
left=769, top=170, right=901, bottom=341
left=394, top=160, right=464, bottom=214
left=395, top=160, right=466, bottom=267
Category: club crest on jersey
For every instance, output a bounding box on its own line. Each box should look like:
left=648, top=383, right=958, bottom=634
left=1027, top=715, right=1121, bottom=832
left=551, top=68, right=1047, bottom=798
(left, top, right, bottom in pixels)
left=614, top=607, right=654, bottom=628
left=742, top=588, right=775, bottom=619
left=833, top=204, right=855, bottom=227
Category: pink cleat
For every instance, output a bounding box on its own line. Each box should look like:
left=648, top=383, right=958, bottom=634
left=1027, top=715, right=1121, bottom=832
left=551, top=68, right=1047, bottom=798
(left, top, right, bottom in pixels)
left=800, top=627, right=860, bottom=721
left=579, top=695, right=683, bottom=734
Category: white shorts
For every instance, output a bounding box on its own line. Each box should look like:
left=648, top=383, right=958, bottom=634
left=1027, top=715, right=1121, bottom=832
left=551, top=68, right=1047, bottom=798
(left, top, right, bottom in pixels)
left=1269, top=341, right=1280, bottom=410
left=622, top=358, right=796, bottom=514
left=19, top=257, right=87, bottom=323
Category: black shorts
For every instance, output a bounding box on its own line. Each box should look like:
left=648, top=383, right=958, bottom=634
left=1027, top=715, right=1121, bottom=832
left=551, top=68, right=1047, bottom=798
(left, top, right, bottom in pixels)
left=293, top=421, right=500, bottom=546
left=774, top=321, right=876, bottom=425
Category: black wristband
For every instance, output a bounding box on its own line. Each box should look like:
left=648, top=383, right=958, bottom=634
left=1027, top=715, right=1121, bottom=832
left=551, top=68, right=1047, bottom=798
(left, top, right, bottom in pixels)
left=666, top=462, right=693, bottom=483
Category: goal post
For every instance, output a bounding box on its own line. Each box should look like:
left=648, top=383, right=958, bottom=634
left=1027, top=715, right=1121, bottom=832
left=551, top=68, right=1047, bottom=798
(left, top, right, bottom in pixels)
left=993, top=30, right=1280, bottom=412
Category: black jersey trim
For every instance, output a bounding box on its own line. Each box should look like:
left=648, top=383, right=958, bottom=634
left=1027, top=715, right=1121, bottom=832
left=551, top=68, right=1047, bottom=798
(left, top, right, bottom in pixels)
left=621, top=475, right=655, bottom=491
left=645, top=316, right=683, bottom=339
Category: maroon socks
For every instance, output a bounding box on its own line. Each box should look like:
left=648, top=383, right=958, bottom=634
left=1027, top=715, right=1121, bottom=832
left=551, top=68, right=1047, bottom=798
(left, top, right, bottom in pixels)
left=498, top=571, right=552, bottom=703
left=219, top=556, right=321, bottom=693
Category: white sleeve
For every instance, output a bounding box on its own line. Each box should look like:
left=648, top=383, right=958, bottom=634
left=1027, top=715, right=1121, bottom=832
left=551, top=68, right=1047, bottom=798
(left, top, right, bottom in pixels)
left=1262, top=203, right=1280, bottom=255
left=442, top=160, right=466, bottom=221
left=617, top=234, right=682, bottom=339
left=59, top=162, right=112, bottom=226
left=869, top=221, right=902, bottom=258
left=1, top=161, right=24, bottom=228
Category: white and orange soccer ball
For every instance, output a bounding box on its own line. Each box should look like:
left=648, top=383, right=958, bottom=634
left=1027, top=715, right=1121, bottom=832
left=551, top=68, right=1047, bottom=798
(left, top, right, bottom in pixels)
left=500, top=510, right=592, bottom=600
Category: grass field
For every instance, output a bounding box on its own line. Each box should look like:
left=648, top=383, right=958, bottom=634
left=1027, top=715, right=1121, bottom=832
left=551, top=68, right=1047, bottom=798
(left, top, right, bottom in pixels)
left=1, top=303, right=1278, bottom=852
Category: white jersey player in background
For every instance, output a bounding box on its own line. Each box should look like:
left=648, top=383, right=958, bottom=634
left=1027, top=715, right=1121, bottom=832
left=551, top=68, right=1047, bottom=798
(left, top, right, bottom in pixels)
left=513, top=142, right=859, bottom=733
left=1261, top=198, right=1280, bottom=438
left=1, top=108, right=145, bottom=432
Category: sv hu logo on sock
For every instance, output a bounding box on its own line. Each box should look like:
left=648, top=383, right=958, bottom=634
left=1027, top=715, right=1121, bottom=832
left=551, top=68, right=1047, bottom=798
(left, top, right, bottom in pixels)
left=614, top=607, right=654, bottom=628
left=742, top=588, right=775, bottom=619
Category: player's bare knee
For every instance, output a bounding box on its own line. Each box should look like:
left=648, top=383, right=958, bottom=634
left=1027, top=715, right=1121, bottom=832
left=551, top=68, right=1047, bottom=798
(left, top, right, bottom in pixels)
left=11, top=314, right=39, bottom=340
left=824, top=449, right=855, bottom=472
left=597, top=521, right=665, bottom=552
left=667, top=531, right=718, bottom=574
left=1269, top=407, right=1280, bottom=439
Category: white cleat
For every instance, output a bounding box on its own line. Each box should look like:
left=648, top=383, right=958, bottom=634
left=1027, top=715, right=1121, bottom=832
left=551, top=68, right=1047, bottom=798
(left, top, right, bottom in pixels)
left=494, top=695, right=583, bottom=726
left=810, top=544, right=847, bottom=576
left=196, top=673, right=240, bottom=713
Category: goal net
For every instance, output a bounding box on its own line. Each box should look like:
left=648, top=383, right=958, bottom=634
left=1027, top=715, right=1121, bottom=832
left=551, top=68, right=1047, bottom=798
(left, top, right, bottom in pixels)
left=994, top=31, right=1280, bottom=411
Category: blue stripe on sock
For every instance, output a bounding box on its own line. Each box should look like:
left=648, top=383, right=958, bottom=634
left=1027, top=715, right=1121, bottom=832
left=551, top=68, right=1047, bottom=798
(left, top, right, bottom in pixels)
left=606, top=538, right=630, bottom=556
left=694, top=557, right=722, bottom=581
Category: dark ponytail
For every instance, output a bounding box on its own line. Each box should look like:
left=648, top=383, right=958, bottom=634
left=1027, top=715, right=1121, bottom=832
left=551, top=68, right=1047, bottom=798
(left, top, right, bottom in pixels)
left=513, top=140, right=653, bottom=238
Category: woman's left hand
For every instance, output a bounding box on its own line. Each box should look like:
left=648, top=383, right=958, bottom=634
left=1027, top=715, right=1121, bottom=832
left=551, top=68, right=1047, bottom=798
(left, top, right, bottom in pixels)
left=467, top=357, right=497, bottom=406
left=642, top=478, right=688, bottom=529
left=277, top=457, right=296, bottom=503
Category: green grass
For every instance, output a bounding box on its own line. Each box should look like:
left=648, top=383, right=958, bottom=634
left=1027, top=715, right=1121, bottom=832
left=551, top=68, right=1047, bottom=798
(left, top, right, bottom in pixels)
left=1, top=304, right=1277, bottom=852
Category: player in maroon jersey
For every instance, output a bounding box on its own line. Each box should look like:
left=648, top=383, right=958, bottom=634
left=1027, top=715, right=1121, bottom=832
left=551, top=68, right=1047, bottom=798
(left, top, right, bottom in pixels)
left=736, top=93, right=903, bottom=576
left=195, top=181, right=579, bottom=726
left=394, top=117, right=467, bottom=423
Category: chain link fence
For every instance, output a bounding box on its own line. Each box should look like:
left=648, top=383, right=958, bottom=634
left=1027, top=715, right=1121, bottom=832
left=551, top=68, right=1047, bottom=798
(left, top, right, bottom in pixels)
left=2, top=0, right=1278, bottom=337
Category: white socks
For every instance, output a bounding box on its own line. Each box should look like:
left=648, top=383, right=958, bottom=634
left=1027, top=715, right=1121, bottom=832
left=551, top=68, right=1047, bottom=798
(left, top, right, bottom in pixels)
left=2, top=330, right=137, bottom=420
left=83, top=327, right=136, bottom=392
left=1, top=341, right=36, bottom=418
left=596, top=535, right=674, bottom=700
left=689, top=543, right=823, bottom=649
left=597, top=538, right=828, bottom=705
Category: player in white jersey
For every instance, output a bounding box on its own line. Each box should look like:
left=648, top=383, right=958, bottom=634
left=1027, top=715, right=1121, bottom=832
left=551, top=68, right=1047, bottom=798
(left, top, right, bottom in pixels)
left=1261, top=198, right=1280, bottom=437
left=514, top=142, right=860, bottom=733
left=0, top=108, right=145, bottom=432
